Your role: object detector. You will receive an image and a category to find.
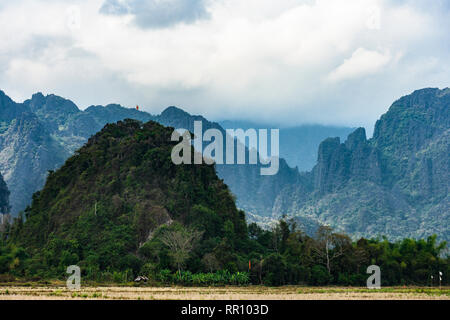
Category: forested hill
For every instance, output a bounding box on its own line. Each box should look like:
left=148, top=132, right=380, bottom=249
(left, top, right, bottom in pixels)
left=8, top=119, right=247, bottom=274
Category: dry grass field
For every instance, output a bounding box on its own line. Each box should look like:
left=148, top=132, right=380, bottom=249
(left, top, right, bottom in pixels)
left=0, top=285, right=448, bottom=300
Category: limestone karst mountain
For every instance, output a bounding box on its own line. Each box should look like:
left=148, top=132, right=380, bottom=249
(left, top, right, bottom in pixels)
left=275, top=88, right=450, bottom=240
left=0, top=171, right=9, bottom=215
left=0, top=88, right=448, bottom=240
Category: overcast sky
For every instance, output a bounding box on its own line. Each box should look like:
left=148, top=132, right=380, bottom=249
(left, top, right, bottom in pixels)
left=0, top=0, right=449, bottom=132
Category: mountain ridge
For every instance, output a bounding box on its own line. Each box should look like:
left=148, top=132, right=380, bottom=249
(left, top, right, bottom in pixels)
left=0, top=88, right=448, bottom=240
left=0, top=91, right=154, bottom=213
left=0, top=92, right=301, bottom=222
left=219, top=120, right=355, bottom=171
left=276, top=88, right=449, bottom=240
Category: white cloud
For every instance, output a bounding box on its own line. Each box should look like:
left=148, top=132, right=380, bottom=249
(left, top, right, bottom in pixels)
left=0, top=0, right=449, bottom=129
left=327, top=48, right=392, bottom=82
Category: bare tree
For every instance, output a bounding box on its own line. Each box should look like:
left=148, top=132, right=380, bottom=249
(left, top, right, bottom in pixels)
left=312, top=226, right=351, bottom=275
left=159, top=225, right=203, bottom=273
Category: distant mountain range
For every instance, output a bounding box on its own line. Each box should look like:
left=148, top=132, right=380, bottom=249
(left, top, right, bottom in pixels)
left=0, top=91, right=295, bottom=221
left=219, top=120, right=354, bottom=172
left=0, top=88, right=448, bottom=240
left=0, top=91, right=152, bottom=215
left=153, top=106, right=303, bottom=224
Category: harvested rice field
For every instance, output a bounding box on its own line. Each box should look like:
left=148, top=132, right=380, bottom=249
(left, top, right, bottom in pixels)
left=0, top=285, right=448, bottom=300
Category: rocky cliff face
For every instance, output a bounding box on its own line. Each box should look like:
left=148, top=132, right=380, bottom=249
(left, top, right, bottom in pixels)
left=371, top=88, right=450, bottom=201
left=0, top=91, right=28, bottom=125
left=0, top=90, right=155, bottom=214
left=0, top=171, right=9, bottom=214
left=0, top=111, right=69, bottom=214
left=312, top=128, right=383, bottom=194
left=277, top=88, right=449, bottom=240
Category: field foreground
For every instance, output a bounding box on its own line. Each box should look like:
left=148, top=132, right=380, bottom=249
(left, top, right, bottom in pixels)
left=0, top=285, right=449, bottom=300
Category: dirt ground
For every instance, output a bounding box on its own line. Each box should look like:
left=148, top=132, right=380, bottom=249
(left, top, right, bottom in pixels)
left=0, top=285, right=448, bottom=300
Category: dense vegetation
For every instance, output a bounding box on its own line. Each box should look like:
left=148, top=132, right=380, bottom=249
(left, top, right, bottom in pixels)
left=0, top=118, right=448, bottom=286
left=0, top=217, right=448, bottom=286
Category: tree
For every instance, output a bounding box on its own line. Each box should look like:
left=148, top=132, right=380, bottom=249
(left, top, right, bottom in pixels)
left=202, top=253, right=220, bottom=273
left=312, top=226, right=351, bottom=275
left=262, top=253, right=286, bottom=286
left=159, top=224, right=203, bottom=273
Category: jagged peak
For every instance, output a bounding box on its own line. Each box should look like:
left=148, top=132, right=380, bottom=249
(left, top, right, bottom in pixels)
left=28, top=92, right=46, bottom=108
left=0, top=91, right=29, bottom=121
left=436, top=87, right=450, bottom=98
left=158, top=106, right=223, bottom=132
left=24, top=92, right=80, bottom=114
left=31, top=92, right=45, bottom=99
left=373, top=87, right=450, bottom=146
left=392, top=87, right=449, bottom=108
left=317, top=137, right=341, bottom=160
left=105, top=103, right=125, bottom=109
left=392, top=87, right=449, bottom=102
left=0, top=89, right=14, bottom=103
left=160, top=106, right=190, bottom=118
left=411, top=87, right=441, bottom=95
left=345, top=127, right=367, bottom=150
left=319, top=136, right=341, bottom=148
left=87, top=103, right=128, bottom=112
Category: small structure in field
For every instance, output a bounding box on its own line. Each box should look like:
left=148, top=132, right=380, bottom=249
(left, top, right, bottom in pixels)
left=134, top=276, right=149, bottom=283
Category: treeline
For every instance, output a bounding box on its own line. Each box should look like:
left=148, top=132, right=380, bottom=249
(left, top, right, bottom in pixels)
left=245, top=220, right=448, bottom=286
left=0, top=217, right=448, bottom=286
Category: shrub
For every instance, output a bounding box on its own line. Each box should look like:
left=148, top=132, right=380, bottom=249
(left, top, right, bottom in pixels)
left=310, top=265, right=331, bottom=286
